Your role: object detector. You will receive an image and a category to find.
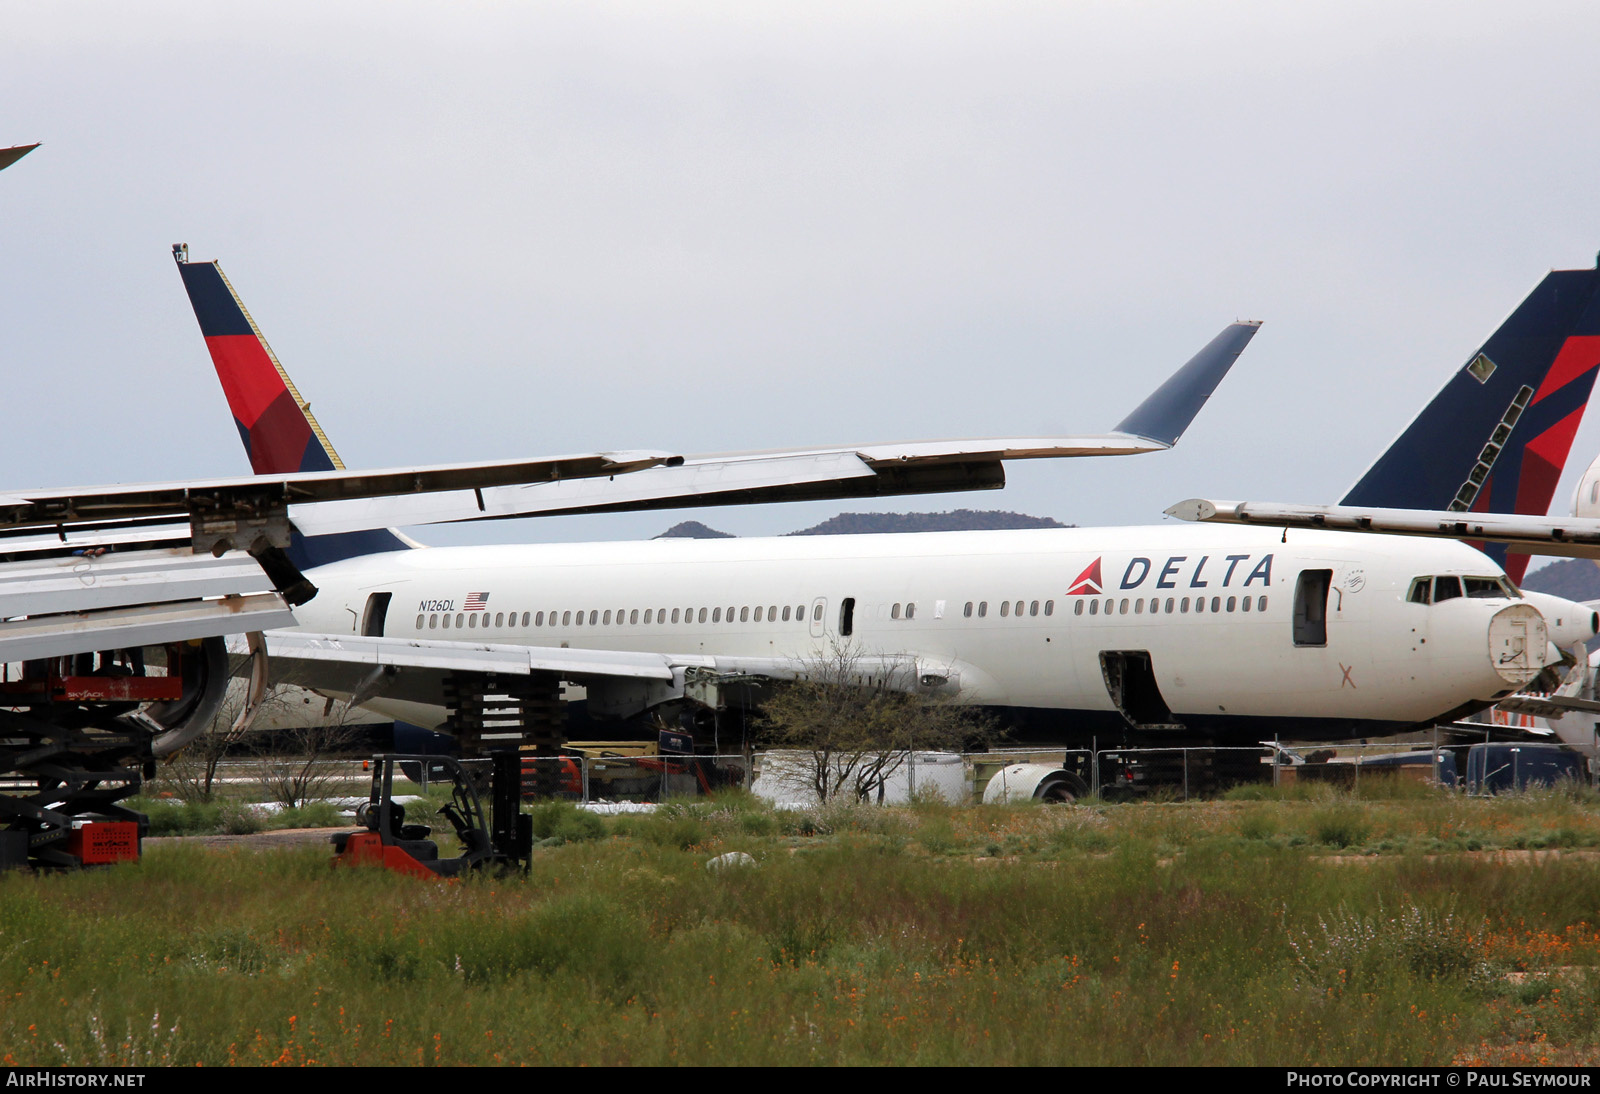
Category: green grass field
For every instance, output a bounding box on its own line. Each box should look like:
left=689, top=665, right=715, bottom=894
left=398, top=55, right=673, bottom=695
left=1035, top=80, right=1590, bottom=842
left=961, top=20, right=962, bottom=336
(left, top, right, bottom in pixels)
left=3, top=783, right=1598, bottom=1066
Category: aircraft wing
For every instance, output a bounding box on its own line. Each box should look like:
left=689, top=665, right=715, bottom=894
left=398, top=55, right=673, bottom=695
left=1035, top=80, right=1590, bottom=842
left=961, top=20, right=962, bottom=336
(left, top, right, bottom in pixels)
left=0, top=451, right=682, bottom=662
left=286, top=320, right=1263, bottom=534
left=1164, top=498, right=1600, bottom=561
left=2, top=319, right=1256, bottom=538
left=1439, top=719, right=1559, bottom=743
left=0, top=450, right=673, bottom=533
left=1495, top=692, right=1600, bottom=718
left=241, top=631, right=945, bottom=714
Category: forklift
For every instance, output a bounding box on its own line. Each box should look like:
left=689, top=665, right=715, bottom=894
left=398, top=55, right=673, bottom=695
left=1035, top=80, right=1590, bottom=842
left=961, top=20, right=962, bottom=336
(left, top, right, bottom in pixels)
left=332, top=752, right=533, bottom=878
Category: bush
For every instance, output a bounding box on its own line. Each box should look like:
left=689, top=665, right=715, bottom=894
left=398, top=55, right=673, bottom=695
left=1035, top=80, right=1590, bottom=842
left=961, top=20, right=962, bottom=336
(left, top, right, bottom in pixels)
left=526, top=800, right=607, bottom=844
left=1288, top=901, right=1494, bottom=995
left=136, top=799, right=221, bottom=837
left=269, top=802, right=342, bottom=830
left=217, top=801, right=264, bottom=835
left=1237, top=809, right=1279, bottom=841
left=611, top=806, right=707, bottom=850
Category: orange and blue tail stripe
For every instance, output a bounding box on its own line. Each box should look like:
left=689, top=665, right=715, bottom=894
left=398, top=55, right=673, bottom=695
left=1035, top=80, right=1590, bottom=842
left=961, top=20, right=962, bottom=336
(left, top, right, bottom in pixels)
left=175, top=255, right=342, bottom=475
left=175, top=247, right=410, bottom=567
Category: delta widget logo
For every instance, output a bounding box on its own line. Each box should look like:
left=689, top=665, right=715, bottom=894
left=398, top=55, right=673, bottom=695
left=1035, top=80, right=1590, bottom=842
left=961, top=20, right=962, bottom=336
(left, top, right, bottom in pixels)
left=1067, top=557, right=1103, bottom=595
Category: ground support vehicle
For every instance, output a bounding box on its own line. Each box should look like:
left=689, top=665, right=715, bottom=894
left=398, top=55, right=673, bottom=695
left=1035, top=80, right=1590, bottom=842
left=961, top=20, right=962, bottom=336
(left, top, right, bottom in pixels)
left=333, top=752, right=532, bottom=878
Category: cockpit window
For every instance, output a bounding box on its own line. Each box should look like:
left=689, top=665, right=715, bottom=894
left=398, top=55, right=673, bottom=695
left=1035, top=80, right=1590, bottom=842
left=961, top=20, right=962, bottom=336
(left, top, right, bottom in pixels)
left=1464, top=577, right=1508, bottom=598
left=1413, top=574, right=1519, bottom=604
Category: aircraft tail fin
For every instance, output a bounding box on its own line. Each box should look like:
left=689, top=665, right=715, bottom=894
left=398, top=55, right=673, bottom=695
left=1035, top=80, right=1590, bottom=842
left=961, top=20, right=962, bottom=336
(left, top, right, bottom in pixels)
left=174, top=245, right=410, bottom=566
left=1341, top=262, right=1600, bottom=582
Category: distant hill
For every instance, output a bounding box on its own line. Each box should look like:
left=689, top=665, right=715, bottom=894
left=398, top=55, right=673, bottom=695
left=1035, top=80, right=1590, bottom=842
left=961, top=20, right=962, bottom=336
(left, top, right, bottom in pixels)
left=787, top=510, right=1071, bottom=536
left=653, top=521, right=735, bottom=539
left=1521, top=557, right=1600, bottom=601
left=653, top=510, right=1070, bottom=539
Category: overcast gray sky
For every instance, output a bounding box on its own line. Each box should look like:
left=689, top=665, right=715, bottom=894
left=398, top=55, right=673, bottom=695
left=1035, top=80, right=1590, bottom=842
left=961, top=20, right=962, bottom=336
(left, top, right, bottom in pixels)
left=7, top=1, right=1600, bottom=557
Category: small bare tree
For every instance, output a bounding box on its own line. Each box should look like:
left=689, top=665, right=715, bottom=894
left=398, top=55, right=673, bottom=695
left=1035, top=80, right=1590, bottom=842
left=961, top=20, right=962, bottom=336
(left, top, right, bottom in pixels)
left=163, top=683, right=293, bottom=803
left=254, top=696, right=366, bottom=809
left=758, top=642, right=993, bottom=803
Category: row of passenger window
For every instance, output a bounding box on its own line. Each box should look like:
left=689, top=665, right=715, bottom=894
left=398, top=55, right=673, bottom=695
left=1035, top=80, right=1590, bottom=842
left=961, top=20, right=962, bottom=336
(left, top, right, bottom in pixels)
left=963, top=600, right=1055, bottom=618
left=415, top=594, right=1270, bottom=633
left=1075, top=594, right=1269, bottom=616
left=417, top=603, right=820, bottom=632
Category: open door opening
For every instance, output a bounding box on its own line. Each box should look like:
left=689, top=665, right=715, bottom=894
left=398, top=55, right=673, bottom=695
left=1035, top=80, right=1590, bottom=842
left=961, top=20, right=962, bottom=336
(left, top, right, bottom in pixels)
left=1099, top=650, right=1183, bottom=730
left=1293, top=569, right=1332, bottom=647
left=361, top=592, right=392, bottom=637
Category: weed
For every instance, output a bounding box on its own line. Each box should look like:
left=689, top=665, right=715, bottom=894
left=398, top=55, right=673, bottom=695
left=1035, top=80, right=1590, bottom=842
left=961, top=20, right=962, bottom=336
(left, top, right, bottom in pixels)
left=1223, top=780, right=1339, bottom=803
left=1311, top=803, right=1370, bottom=849
left=917, top=817, right=959, bottom=854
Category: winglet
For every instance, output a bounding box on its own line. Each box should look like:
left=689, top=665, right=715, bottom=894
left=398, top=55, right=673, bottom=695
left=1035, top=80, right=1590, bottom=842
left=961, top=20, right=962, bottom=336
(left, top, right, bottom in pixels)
left=1114, top=322, right=1261, bottom=447
left=0, top=143, right=39, bottom=173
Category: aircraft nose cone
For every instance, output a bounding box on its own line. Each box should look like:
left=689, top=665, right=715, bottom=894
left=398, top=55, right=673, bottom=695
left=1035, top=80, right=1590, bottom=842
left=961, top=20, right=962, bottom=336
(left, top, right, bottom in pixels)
left=1489, top=603, right=1549, bottom=686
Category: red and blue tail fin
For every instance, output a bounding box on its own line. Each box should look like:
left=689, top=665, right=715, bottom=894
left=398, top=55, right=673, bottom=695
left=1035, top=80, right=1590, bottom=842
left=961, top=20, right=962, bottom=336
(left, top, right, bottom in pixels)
left=1341, top=262, right=1600, bottom=583
left=174, top=245, right=410, bottom=566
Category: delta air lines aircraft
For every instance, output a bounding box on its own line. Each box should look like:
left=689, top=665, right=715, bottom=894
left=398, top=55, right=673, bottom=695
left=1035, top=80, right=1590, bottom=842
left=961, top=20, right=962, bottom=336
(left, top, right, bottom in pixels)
left=175, top=252, right=1600, bottom=748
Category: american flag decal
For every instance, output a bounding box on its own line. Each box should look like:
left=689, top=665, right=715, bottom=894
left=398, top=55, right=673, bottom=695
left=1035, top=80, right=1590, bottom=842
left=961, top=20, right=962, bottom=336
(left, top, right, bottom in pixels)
left=464, top=592, right=490, bottom=611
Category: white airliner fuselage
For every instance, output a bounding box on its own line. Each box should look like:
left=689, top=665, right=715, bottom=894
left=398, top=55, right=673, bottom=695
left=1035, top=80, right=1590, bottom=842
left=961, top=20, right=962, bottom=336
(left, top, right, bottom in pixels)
left=288, top=525, right=1548, bottom=744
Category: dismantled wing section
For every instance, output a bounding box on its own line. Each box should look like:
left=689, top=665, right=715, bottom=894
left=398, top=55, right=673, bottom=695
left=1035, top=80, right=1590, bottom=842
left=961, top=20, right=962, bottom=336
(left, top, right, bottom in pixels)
left=0, top=548, right=293, bottom=662
left=284, top=322, right=1264, bottom=534
left=1341, top=263, right=1600, bottom=581
left=0, top=454, right=670, bottom=664
left=0, top=453, right=674, bottom=533
left=1165, top=498, right=1600, bottom=561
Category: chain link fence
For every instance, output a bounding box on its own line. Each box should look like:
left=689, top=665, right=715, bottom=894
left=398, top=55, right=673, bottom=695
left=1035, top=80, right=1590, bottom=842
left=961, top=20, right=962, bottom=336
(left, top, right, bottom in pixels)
left=159, top=736, right=1590, bottom=808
